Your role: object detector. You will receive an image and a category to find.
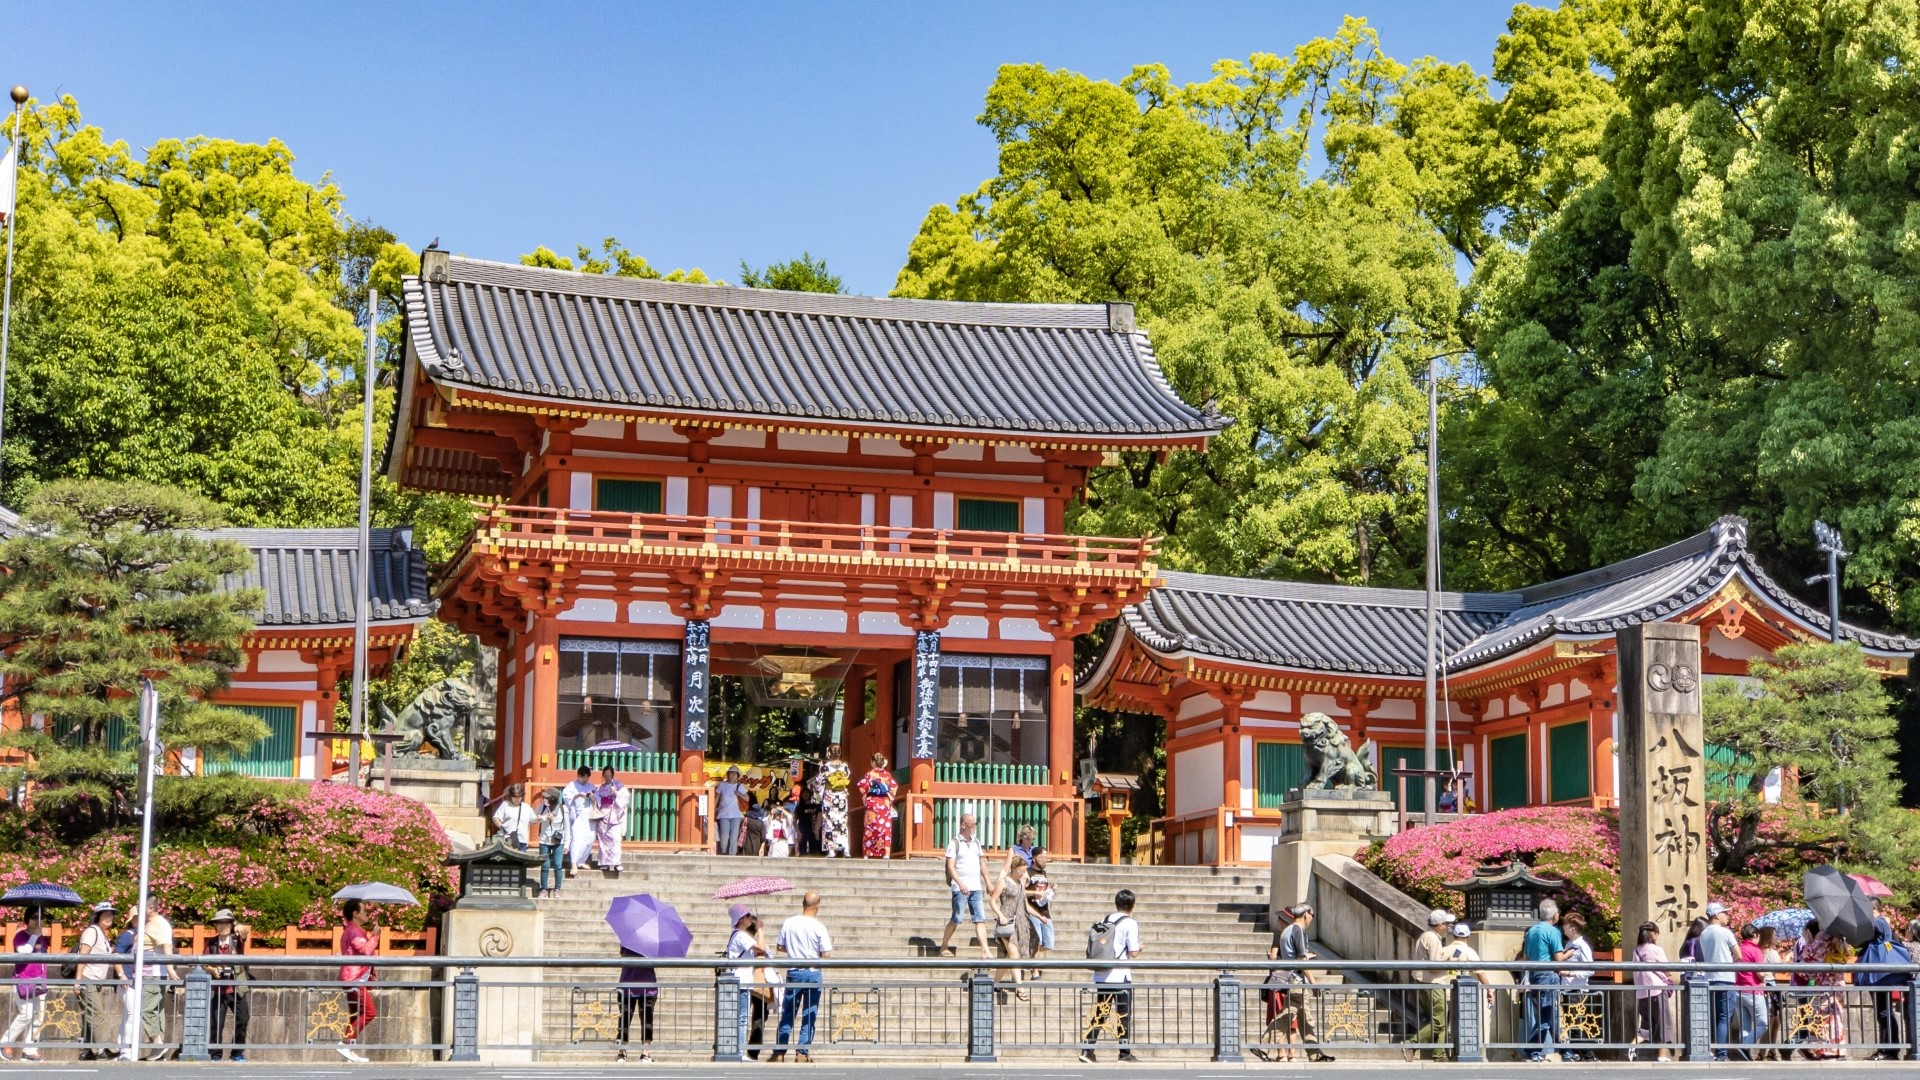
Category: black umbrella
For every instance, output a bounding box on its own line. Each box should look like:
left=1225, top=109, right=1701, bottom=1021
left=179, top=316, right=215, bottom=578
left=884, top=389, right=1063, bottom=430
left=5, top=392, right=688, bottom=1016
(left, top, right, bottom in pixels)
left=1804, top=866, right=1877, bottom=947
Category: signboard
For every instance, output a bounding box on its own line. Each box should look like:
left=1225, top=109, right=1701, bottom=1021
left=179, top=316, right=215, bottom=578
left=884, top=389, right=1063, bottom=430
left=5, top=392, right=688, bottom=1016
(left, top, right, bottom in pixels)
left=911, top=630, right=941, bottom=761
left=681, top=621, right=711, bottom=753
left=1618, top=622, right=1706, bottom=944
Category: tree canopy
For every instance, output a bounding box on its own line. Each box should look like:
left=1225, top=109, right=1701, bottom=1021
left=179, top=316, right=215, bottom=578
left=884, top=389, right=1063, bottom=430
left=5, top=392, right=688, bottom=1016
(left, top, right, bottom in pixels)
left=740, top=253, right=844, bottom=294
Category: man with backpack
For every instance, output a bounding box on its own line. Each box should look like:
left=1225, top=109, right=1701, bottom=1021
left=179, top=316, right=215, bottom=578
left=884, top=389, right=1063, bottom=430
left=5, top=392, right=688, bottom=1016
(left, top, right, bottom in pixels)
left=1862, top=901, right=1911, bottom=1059
left=1272, top=904, right=1333, bottom=1062
left=1080, top=889, right=1141, bottom=1063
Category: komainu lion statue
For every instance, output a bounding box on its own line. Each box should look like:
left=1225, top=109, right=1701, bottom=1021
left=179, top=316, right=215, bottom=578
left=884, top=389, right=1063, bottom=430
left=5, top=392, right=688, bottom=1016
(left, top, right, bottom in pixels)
left=376, top=677, right=479, bottom=760
left=1299, top=711, right=1376, bottom=790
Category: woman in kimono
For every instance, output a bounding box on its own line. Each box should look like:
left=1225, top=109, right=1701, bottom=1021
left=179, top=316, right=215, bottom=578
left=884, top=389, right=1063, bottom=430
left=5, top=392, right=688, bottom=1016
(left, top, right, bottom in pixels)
left=596, top=766, right=628, bottom=876
left=818, top=746, right=852, bottom=858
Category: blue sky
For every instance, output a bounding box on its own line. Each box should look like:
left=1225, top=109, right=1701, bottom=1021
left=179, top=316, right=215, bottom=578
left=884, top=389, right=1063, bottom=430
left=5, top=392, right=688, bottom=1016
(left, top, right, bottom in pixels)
left=13, top=1, right=1517, bottom=296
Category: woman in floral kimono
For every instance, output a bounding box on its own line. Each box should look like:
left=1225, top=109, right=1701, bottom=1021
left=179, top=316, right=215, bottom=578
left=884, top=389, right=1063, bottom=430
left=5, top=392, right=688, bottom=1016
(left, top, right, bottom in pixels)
left=860, top=753, right=897, bottom=859
left=1795, top=921, right=1853, bottom=1057
left=596, top=766, right=628, bottom=876
left=817, top=746, right=852, bottom=857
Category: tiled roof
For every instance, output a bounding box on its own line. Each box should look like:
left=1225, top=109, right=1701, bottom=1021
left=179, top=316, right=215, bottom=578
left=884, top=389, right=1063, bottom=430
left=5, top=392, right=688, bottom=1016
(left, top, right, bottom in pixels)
left=214, top=527, right=435, bottom=628
left=400, top=256, right=1223, bottom=441
left=1092, top=517, right=1918, bottom=685
left=0, top=504, right=18, bottom=539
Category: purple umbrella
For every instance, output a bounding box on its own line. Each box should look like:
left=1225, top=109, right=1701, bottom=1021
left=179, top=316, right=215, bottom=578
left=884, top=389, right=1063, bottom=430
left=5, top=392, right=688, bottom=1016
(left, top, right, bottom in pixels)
left=0, top=883, right=85, bottom=907
left=605, top=893, right=692, bottom=959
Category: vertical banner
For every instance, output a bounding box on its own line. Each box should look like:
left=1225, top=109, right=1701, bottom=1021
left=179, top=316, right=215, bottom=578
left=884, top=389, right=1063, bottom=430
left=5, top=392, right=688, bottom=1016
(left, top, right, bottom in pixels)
left=912, top=630, right=941, bottom=761
left=1618, top=622, right=1706, bottom=945
left=682, top=621, right=711, bottom=752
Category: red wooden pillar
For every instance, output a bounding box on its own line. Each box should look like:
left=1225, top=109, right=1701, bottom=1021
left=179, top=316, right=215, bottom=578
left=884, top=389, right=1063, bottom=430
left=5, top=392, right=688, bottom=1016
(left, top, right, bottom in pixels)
left=1588, top=661, right=1618, bottom=807
left=1048, top=636, right=1077, bottom=856
left=529, top=616, right=561, bottom=780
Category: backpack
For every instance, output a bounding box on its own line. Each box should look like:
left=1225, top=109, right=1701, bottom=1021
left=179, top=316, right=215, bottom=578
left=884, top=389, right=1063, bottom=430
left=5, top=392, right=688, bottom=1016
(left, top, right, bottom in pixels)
left=1860, top=931, right=1912, bottom=986
left=1087, top=915, right=1133, bottom=961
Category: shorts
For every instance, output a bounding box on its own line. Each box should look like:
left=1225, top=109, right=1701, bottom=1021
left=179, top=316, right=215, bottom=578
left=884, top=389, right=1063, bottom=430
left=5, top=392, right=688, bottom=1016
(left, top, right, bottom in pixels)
left=1030, top=913, right=1055, bottom=949
left=949, top=889, right=987, bottom=925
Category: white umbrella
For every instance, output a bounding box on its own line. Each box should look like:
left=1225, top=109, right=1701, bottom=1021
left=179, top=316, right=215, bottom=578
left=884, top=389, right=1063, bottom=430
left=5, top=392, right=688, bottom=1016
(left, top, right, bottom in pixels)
left=331, top=882, right=420, bottom=905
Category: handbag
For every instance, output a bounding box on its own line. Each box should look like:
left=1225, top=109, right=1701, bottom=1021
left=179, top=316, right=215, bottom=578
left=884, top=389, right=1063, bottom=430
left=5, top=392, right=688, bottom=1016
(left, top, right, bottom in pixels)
left=993, top=920, right=1016, bottom=940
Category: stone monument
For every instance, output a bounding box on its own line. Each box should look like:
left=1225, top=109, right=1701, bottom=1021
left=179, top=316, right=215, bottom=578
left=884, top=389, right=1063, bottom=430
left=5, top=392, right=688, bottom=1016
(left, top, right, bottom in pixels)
left=441, top=837, right=546, bottom=1062
left=1617, top=622, right=1708, bottom=945
left=1269, top=712, right=1395, bottom=919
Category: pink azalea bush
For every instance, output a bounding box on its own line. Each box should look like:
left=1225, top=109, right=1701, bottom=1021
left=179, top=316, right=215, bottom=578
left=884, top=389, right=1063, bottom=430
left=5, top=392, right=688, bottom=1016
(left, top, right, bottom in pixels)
left=0, top=783, right=454, bottom=932
left=1360, top=805, right=1826, bottom=950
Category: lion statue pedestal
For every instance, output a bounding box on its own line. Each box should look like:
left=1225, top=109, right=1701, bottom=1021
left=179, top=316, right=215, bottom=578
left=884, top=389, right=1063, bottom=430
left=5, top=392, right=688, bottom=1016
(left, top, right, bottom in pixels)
left=1268, top=712, right=1396, bottom=924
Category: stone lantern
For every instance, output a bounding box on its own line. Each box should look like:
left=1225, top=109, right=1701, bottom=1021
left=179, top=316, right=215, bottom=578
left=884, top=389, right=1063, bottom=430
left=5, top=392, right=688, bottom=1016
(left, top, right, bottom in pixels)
left=440, top=836, right=547, bottom=1061
left=1445, top=862, right=1564, bottom=931
left=445, top=835, right=542, bottom=911
left=1089, top=773, right=1141, bottom=865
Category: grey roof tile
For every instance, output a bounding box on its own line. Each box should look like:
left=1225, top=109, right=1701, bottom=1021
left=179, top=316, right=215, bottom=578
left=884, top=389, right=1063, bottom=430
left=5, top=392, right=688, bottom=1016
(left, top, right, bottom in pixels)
left=401, top=256, right=1222, bottom=440
left=1098, top=517, right=1917, bottom=684
left=213, top=527, right=435, bottom=628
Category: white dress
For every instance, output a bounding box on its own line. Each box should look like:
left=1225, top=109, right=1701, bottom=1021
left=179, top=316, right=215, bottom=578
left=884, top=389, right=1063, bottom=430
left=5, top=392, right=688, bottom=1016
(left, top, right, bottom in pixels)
left=564, top=779, right=599, bottom=867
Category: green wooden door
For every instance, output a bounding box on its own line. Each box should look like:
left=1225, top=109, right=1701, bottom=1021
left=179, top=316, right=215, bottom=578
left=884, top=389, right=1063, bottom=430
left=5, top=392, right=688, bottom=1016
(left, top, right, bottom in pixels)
left=209, top=704, right=297, bottom=778
left=956, top=498, right=1020, bottom=532
left=1489, top=733, right=1530, bottom=810
left=596, top=478, right=662, bottom=513
left=1255, top=742, right=1306, bottom=810
left=1378, top=746, right=1455, bottom=813
left=1548, top=720, right=1591, bottom=803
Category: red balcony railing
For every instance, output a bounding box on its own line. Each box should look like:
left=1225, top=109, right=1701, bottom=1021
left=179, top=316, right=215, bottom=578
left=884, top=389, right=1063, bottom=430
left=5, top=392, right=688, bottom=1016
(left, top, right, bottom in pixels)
left=461, top=506, right=1157, bottom=579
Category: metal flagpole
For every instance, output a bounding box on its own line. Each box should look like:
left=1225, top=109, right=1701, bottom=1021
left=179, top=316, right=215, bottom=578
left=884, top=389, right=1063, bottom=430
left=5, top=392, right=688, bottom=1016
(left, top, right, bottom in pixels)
left=0, top=85, right=29, bottom=487
left=1423, top=353, right=1440, bottom=827
left=130, top=679, right=161, bottom=1062
left=350, top=290, right=377, bottom=787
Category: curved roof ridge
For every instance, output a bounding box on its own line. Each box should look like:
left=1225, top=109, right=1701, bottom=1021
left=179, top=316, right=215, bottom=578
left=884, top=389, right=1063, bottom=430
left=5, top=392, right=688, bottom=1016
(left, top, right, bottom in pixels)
left=446, top=255, right=1114, bottom=328
left=1155, top=569, right=1519, bottom=613
left=1514, top=516, right=1745, bottom=605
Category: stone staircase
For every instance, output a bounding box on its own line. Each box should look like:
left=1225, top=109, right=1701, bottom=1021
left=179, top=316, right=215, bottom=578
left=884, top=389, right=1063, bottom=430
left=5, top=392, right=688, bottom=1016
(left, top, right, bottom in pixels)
left=518, top=853, right=1276, bottom=1059
left=535, top=853, right=1274, bottom=963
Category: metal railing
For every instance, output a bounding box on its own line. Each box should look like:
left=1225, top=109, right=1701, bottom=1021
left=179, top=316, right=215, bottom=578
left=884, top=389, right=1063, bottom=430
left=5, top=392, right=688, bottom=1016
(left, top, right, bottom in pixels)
left=3, top=954, right=1919, bottom=1063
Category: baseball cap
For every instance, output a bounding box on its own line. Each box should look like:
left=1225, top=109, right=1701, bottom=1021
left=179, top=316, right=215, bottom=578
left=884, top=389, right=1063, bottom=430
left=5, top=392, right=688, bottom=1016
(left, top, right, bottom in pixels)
left=1428, top=908, right=1455, bottom=926
left=1453, top=923, right=1472, bottom=938
left=1705, top=902, right=1729, bottom=917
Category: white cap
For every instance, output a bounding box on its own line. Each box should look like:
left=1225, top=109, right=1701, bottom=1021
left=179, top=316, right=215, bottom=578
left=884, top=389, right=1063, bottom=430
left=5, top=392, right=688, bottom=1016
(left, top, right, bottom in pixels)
left=1428, top=908, right=1455, bottom=926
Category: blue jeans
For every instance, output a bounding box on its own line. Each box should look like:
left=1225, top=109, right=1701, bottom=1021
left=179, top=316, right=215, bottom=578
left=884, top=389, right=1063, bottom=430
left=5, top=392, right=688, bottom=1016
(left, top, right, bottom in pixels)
left=1734, top=991, right=1768, bottom=1059
left=539, top=843, right=565, bottom=892
left=1523, top=971, right=1561, bottom=1058
left=738, top=989, right=752, bottom=1056
left=1712, top=986, right=1736, bottom=1059
left=716, top=817, right=743, bottom=855
left=777, top=970, right=822, bottom=1050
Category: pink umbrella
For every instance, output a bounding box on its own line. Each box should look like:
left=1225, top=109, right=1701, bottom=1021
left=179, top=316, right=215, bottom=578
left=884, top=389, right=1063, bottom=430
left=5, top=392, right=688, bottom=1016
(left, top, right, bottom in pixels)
left=712, top=876, right=794, bottom=900
left=1850, top=873, right=1894, bottom=898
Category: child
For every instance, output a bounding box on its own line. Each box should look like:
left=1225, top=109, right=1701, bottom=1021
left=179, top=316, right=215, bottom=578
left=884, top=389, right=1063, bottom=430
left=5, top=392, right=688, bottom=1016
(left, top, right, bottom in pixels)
left=767, top=802, right=795, bottom=858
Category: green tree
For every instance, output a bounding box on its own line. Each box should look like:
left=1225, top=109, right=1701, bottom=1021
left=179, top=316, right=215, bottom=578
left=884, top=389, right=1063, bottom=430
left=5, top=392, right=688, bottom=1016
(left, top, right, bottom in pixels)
left=0, top=480, right=270, bottom=830
left=895, top=21, right=1466, bottom=585
left=739, top=253, right=843, bottom=294
left=1703, top=642, right=1899, bottom=874
left=521, top=237, right=718, bottom=284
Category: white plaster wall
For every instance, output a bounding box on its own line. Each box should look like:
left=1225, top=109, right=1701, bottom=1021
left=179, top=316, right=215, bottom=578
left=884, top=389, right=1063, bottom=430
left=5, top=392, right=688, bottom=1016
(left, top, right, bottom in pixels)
left=1023, top=497, right=1045, bottom=534
left=627, top=601, right=680, bottom=625
left=861, top=494, right=876, bottom=525
left=1371, top=698, right=1416, bottom=720
left=665, top=476, right=689, bottom=514
left=711, top=606, right=764, bottom=630
left=777, top=432, right=847, bottom=454
left=256, top=650, right=316, bottom=673
left=746, top=487, right=761, bottom=521
left=1178, top=693, right=1221, bottom=721
left=775, top=608, right=849, bottom=633
left=944, top=615, right=990, bottom=638
left=1300, top=694, right=1344, bottom=716
left=521, top=682, right=534, bottom=767
left=860, top=438, right=913, bottom=458
left=1484, top=698, right=1505, bottom=720
left=858, top=611, right=912, bottom=636
left=890, top=495, right=914, bottom=529
left=570, top=472, right=592, bottom=509
left=936, top=444, right=985, bottom=461
left=933, top=492, right=954, bottom=529
left=994, top=444, right=1043, bottom=463
left=1250, top=690, right=1293, bottom=714
left=1707, top=629, right=1773, bottom=661
left=712, top=429, right=765, bottom=449
left=1172, top=743, right=1224, bottom=817
left=298, top=700, right=319, bottom=780
left=560, top=599, right=620, bottom=622
left=1542, top=683, right=1566, bottom=708
left=634, top=422, right=689, bottom=443
left=998, top=617, right=1048, bottom=641
left=1240, top=826, right=1282, bottom=866
left=580, top=419, right=626, bottom=439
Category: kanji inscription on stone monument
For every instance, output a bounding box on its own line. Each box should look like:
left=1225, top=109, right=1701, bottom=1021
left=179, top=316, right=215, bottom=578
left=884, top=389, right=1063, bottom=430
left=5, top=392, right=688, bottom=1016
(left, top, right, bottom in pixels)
left=1618, top=622, right=1707, bottom=943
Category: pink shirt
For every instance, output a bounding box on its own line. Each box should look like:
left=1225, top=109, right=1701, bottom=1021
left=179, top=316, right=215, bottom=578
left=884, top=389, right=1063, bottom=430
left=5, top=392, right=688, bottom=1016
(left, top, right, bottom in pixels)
left=1734, top=940, right=1765, bottom=990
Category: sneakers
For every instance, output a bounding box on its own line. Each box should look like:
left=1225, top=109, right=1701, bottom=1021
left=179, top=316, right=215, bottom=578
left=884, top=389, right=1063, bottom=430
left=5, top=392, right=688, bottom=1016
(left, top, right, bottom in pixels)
left=230, top=1053, right=248, bottom=1063
left=1078, top=1050, right=1096, bottom=1063
left=338, top=1045, right=370, bottom=1063
left=1117, top=1050, right=1140, bottom=1062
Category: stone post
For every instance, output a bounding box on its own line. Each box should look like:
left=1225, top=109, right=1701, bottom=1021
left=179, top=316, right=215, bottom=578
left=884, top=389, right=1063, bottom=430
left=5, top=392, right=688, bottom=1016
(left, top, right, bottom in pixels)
left=1211, top=972, right=1243, bottom=1062
left=966, top=971, right=997, bottom=1063
left=178, top=966, right=212, bottom=1062
left=1617, top=622, right=1707, bottom=945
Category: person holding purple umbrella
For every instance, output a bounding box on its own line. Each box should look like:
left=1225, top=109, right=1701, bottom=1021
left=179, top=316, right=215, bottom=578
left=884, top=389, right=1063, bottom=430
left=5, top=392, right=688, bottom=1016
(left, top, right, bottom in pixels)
left=614, top=946, right=657, bottom=1063
left=1, top=908, right=48, bottom=1061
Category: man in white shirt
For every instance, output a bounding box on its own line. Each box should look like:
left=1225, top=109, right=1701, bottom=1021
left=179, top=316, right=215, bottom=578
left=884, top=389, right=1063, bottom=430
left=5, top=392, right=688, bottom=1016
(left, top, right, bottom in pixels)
left=562, top=766, right=599, bottom=872
left=491, top=783, right=536, bottom=850
left=770, top=891, right=833, bottom=1063
left=938, top=813, right=991, bottom=958
left=713, top=766, right=746, bottom=855
left=1080, top=888, right=1141, bottom=1063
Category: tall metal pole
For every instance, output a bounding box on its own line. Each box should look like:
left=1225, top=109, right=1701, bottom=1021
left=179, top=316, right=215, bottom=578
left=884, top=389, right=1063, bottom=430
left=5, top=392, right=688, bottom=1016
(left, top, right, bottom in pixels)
left=1813, top=520, right=1847, bottom=645
left=1423, top=353, right=1440, bottom=827
left=0, top=86, right=29, bottom=489
left=349, top=290, right=377, bottom=787
left=129, top=680, right=160, bottom=1063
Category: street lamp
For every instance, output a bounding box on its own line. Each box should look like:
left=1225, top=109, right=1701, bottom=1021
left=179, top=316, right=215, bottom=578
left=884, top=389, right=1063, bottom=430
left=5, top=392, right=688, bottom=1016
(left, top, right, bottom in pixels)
left=1810, top=520, right=1848, bottom=644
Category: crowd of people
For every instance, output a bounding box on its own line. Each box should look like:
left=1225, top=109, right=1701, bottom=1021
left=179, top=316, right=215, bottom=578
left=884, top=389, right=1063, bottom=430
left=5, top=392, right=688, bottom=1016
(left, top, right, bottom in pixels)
left=709, top=750, right=901, bottom=860
left=1, top=898, right=381, bottom=1064
left=487, top=767, right=631, bottom=895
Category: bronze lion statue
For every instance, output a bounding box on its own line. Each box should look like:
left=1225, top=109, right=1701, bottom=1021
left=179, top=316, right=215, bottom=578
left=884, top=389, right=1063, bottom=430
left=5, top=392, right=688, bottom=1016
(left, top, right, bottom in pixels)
left=1299, top=711, right=1376, bottom=791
